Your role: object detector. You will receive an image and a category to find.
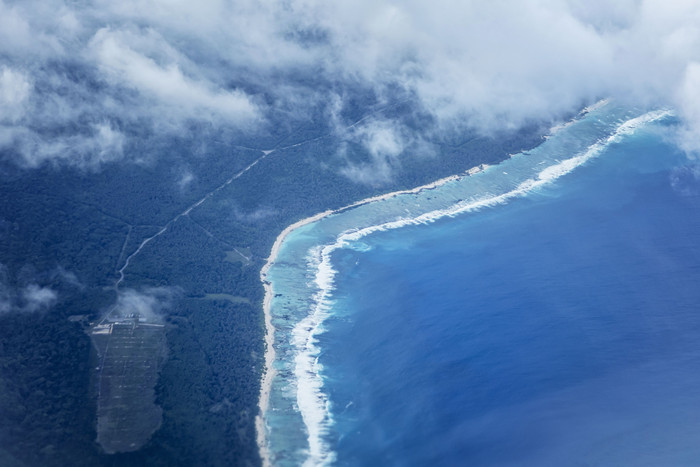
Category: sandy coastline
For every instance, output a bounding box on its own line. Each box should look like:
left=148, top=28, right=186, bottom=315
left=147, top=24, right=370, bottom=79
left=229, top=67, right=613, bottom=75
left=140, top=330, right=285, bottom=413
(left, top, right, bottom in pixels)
left=255, top=102, right=664, bottom=464
left=256, top=209, right=333, bottom=467
left=255, top=164, right=489, bottom=465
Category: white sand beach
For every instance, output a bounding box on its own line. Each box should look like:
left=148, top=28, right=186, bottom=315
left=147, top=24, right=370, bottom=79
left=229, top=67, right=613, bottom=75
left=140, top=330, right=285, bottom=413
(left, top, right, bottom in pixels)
left=254, top=165, right=490, bottom=465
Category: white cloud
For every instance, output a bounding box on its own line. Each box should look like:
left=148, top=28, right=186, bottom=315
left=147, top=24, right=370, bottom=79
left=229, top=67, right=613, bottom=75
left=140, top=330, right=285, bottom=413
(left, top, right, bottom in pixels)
left=52, top=266, right=83, bottom=289
left=3, top=0, right=700, bottom=168
left=92, top=122, right=125, bottom=162
left=233, top=205, right=278, bottom=224
left=0, top=67, right=32, bottom=123
left=113, top=287, right=175, bottom=323
left=670, top=163, right=700, bottom=196
left=21, top=284, right=58, bottom=312
left=0, top=1, right=45, bottom=56
left=5, top=122, right=125, bottom=169
left=89, top=27, right=261, bottom=126
left=340, top=119, right=413, bottom=186
left=675, top=62, right=700, bottom=154
left=297, top=0, right=700, bottom=138
left=92, top=0, right=318, bottom=72
left=303, top=1, right=615, bottom=132
left=0, top=266, right=11, bottom=314
left=0, top=263, right=59, bottom=314
left=177, top=170, right=194, bottom=190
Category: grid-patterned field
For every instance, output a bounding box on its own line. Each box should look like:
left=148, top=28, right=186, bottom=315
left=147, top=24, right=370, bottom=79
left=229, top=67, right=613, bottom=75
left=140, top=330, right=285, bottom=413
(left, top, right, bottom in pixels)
left=92, top=320, right=166, bottom=454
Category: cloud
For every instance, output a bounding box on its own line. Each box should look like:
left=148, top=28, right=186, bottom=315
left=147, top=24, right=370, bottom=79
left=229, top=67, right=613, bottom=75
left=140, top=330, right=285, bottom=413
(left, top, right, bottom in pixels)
left=0, top=1, right=64, bottom=58
left=0, top=264, right=59, bottom=314
left=675, top=62, right=700, bottom=154
left=177, top=170, right=195, bottom=191
left=21, top=284, right=58, bottom=313
left=302, top=0, right=700, bottom=143
left=3, top=0, right=700, bottom=170
left=339, top=119, right=411, bottom=186
left=51, top=266, right=84, bottom=289
left=113, top=287, right=176, bottom=323
left=91, top=0, right=319, bottom=73
left=295, top=1, right=617, bottom=131
left=0, top=265, right=11, bottom=314
left=669, top=163, right=700, bottom=196
left=0, top=67, right=31, bottom=123
left=0, top=0, right=266, bottom=169
left=232, top=205, right=278, bottom=224
left=89, top=27, right=261, bottom=126
left=1, top=123, right=126, bottom=169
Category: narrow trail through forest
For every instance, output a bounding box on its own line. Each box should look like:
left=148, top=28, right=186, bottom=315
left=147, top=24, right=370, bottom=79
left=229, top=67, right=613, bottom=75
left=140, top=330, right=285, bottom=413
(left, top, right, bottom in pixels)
left=101, top=103, right=400, bottom=323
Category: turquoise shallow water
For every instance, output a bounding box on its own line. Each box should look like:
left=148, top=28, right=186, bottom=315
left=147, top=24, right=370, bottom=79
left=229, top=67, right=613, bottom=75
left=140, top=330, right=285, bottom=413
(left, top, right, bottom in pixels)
left=263, top=104, right=698, bottom=465
left=322, top=125, right=700, bottom=465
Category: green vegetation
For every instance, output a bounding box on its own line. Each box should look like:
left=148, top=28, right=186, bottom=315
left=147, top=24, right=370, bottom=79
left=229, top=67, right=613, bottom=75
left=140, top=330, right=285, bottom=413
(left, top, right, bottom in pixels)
left=203, top=294, right=252, bottom=305
left=0, top=94, right=545, bottom=466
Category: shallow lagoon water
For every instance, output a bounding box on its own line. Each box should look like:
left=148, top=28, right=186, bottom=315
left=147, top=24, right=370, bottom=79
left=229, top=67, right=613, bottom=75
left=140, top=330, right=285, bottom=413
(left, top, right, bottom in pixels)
left=263, top=104, right=700, bottom=465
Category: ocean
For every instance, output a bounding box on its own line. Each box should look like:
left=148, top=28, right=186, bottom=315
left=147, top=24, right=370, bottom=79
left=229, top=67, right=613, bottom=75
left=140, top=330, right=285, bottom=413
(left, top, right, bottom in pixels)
left=262, top=102, right=700, bottom=465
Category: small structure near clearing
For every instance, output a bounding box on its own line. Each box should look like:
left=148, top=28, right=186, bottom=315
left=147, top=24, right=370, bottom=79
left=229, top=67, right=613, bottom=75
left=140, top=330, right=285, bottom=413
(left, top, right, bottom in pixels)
left=91, top=315, right=166, bottom=454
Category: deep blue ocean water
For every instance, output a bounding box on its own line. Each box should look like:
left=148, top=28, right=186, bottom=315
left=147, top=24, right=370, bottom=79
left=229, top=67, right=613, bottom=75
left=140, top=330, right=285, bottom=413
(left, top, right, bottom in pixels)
left=263, top=105, right=700, bottom=465
left=316, top=125, right=700, bottom=465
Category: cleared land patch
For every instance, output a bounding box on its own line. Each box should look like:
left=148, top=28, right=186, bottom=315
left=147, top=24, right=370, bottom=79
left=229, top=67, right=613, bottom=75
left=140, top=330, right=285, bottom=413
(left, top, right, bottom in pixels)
left=224, top=247, right=252, bottom=265
left=91, top=318, right=166, bottom=454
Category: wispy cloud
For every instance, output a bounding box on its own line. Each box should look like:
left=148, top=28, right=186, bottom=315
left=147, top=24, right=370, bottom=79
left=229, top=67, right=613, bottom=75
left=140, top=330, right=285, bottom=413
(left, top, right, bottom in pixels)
left=89, top=27, right=261, bottom=126
left=675, top=62, right=700, bottom=155
left=339, top=119, right=412, bottom=186
left=232, top=205, right=279, bottom=224
left=0, top=264, right=59, bottom=314
left=112, top=287, right=176, bottom=323
left=306, top=0, right=700, bottom=151
left=20, top=284, right=58, bottom=313
left=670, top=163, right=700, bottom=196
left=0, top=67, right=31, bottom=123
left=0, top=0, right=266, bottom=169
left=2, top=0, right=700, bottom=170
left=177, top=169, right=195, bottom=191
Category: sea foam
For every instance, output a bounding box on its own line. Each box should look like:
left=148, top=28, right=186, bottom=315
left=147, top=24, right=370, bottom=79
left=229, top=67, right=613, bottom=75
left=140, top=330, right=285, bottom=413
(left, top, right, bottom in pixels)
left=263, top=103, right=672, bottom=466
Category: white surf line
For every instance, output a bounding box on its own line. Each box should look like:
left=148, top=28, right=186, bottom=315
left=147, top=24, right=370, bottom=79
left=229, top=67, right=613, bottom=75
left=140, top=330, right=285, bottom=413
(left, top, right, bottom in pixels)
left=256, top=104, right=628, bottom=463
left=255, top=164, right=493, bottom=466
left=105, top=104, right=408, bottom=318
left=257, top=209, right=334, bottom=467
left=580, top=98, right=610, bottom=116
left=547, top=98, right=609, bottom=138
left=264, top=108, right=672, bottom=466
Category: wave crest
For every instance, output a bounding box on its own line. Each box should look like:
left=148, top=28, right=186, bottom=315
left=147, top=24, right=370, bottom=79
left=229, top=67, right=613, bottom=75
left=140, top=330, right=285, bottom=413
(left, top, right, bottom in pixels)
left=264, top=104, right=672, bottom=466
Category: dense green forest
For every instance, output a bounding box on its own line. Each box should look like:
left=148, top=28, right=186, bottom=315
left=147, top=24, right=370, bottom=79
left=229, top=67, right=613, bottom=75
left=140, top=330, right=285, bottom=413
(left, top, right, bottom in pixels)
left=0, top=88, right=546, bottom=466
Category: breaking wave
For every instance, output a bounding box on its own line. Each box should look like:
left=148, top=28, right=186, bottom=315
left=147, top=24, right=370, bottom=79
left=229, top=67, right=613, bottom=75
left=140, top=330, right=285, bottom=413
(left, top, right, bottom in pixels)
left=264, top=103, right=672, bottom=466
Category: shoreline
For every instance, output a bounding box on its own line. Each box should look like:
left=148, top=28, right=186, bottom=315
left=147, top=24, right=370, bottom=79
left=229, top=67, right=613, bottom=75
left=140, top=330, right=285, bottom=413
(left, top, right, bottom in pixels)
left=255, top=105, right=671, bottom=465
left=255, top=165, right=489, bottom=466
left=256, top=209, right=333, bottom=467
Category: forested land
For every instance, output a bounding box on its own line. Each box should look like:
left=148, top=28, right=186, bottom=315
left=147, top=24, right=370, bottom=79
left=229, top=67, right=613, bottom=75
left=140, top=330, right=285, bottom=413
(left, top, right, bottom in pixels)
left=0, top=86, right=546, bottom=466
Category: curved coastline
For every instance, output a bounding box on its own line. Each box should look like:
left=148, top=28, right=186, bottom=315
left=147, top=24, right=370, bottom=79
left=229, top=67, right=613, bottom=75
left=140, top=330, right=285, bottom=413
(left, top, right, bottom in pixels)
left=255, top=167, right=491, bottom=466
left=257, top=103, right=672, bottom=465
left=257, top=209, right=333, bottom=467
